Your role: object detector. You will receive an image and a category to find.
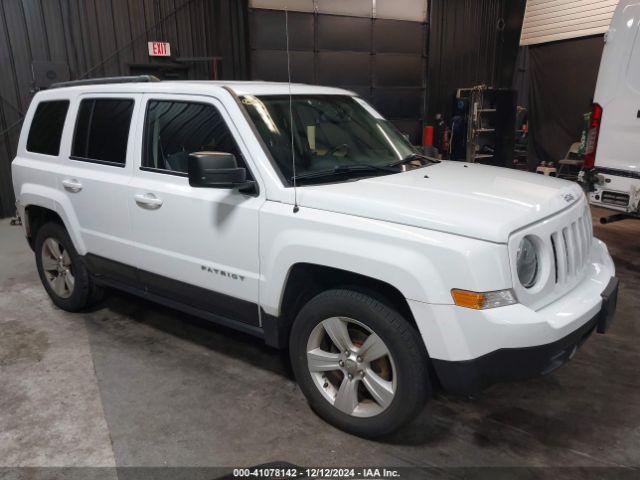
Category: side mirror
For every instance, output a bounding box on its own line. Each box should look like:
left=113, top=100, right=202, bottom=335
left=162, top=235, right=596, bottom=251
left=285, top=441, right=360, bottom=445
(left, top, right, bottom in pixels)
left=188, top=151, right=248, bottom=189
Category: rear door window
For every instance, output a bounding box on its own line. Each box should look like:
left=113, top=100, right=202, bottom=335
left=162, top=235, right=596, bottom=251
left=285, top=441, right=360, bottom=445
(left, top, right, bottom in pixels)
left=72, top=98, right=134, bottom=165
left=26, top=100, right=69, bottom=156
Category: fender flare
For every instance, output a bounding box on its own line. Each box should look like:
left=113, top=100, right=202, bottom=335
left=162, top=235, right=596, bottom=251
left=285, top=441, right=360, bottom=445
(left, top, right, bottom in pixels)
left=20, top=183, right=87, bottom=254
left=260, top=240, right=447, bottom=317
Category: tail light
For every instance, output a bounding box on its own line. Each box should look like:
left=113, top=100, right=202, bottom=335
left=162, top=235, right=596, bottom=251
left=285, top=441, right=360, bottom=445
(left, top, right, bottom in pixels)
left=584, top=103, right=602, bottom=168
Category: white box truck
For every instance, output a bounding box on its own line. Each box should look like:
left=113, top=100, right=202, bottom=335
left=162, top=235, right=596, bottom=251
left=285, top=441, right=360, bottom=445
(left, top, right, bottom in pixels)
left=581, top=0, right=640, bottom=221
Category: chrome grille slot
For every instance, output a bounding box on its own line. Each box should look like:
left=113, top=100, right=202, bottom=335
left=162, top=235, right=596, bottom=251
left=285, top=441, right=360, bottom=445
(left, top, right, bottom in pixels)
left=563, top=227, right=575, bottom=276
left=578, top=214, right=588, bottom=265
left=550, top=234, right=558, bottom=284
left=551, top=208, right=592, bottom=287
left=576, top=217, right=585, bottom=266
left=571, top=221, right=582, bottom=271
left=584, top=208, right=593, bottom=251
left=551, top=231, right=567, bottom=284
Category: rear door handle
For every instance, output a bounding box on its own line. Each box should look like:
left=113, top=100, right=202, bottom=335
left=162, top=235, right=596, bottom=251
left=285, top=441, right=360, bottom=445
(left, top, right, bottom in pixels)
left=134, top=193, right=163, bottom=210
left=62, top=178, right=83, bottom=193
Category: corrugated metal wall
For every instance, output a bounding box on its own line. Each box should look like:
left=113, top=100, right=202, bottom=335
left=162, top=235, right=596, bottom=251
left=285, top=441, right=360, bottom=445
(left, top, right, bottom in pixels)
left=0, top=0, right=249, bottom=218
left=521, top=0, right=618, bottom=46
left=528, top=35, right=605, bottom=167
left=426, top=0, right=526, bottom=121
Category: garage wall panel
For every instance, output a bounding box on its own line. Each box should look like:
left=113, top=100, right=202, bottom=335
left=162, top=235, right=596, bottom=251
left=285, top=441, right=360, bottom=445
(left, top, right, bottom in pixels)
left=95, top=0, right=121, bottom=76
left=252, top=50, right=316, bottom=83
left=39, top=3, right=69, bottom=72
left=0, top=3, right=21, bottom=221
left=374, top=20, right=425, bottom=54
left=317, top=52, right=371, bottom=86
left=20, top=0, right=49, bottom=62
left=4, top=0, right=34, bottom=112
left=372, top=88, right=424, bottom=118
left=348, top=86, right=373, bottom=100
left=250, top=9, right=314, bottom=50
left=521, top=0, right=619, bottom=45
left=318, top=15, right=372, bottom=52
left=374, top=55, right=424, bottom=87
left=388, top=119, right=422, bottom=143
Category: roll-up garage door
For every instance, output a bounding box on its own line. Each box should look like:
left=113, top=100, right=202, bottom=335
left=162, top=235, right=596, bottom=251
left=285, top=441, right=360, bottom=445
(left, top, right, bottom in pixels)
left=520, top=0, right=619, bottom=46
left=248, top=0, right=428, bottom=143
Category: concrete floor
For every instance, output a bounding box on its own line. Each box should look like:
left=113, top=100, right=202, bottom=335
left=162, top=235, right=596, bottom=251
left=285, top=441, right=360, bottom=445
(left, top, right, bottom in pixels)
left=0, top=208, right=639, bottom=474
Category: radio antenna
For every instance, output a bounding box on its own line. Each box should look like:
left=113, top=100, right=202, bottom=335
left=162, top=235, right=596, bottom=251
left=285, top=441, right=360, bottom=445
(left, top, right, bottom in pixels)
left=285, top=7, right=299, bottom=213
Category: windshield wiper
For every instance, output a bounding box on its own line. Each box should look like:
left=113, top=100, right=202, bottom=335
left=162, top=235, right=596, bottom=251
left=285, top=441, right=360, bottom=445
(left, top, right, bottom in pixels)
left=291, top=164, right=399, bottom=182
left=388, top=152, right=440, bottom=168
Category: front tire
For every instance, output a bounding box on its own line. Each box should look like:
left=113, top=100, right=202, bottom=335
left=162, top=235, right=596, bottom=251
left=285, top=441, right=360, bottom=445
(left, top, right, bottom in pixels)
left=35, top=222, right=103, bottom=312
left=289, top=289, right=431, bottom=438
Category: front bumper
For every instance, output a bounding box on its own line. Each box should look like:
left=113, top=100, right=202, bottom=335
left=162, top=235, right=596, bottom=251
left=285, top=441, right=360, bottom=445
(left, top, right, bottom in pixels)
left=430, top=276, right=618, bottom=394
left=408, top=238, right=617, bottom=395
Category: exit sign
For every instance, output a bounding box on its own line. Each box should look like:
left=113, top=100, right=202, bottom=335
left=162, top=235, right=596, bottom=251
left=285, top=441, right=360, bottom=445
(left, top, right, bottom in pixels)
left=148, top=41, right=171, bottom=57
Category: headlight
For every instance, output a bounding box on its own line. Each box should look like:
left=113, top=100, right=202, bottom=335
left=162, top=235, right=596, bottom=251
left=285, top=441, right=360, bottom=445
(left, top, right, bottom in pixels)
left=517, top=236, right=539, bottom=288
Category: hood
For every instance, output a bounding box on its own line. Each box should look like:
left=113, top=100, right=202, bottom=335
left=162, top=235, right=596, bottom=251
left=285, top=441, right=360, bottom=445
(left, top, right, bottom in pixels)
left=297, top=161, right=585, bottom=243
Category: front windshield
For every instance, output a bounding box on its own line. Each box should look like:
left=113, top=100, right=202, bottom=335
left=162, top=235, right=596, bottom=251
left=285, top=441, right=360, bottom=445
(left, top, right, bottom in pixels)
left=241, top=95, right=417, bottom=185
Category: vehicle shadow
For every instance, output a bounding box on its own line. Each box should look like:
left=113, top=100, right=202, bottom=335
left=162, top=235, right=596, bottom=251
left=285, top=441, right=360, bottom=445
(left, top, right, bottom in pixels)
left=85, top=289, right=295, bottom=381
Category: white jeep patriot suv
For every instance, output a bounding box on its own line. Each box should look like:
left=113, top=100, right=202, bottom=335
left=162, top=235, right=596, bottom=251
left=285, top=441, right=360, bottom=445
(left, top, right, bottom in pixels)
left=12, top=77, right=618, bottom=438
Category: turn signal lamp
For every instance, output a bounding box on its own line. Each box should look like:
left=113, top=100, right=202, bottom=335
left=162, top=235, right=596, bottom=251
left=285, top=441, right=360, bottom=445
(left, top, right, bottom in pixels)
left=451, top=289, right=517, bottom=310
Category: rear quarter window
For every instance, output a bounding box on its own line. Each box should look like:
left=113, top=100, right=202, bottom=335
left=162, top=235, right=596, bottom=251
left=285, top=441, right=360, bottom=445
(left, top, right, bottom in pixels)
left=26, top=100, right=70, bottom=156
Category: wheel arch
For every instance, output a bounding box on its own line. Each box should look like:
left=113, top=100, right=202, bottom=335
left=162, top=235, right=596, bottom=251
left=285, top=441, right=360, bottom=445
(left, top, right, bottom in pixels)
left=20, top=184, right=86, bottom=254
left=262, top=262, right=420, bottom=350
left=24, top=204, right=64, bottom=250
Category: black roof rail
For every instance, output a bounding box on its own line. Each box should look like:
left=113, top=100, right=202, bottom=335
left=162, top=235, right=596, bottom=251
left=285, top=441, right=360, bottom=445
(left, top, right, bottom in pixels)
left=49, top=75, right=161, bottom=89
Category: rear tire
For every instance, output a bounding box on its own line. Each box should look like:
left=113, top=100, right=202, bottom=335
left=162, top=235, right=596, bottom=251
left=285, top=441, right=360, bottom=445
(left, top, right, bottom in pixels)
left=289, top=289, right=431, bottom=438
left=34, top=222, right=104, bottom=312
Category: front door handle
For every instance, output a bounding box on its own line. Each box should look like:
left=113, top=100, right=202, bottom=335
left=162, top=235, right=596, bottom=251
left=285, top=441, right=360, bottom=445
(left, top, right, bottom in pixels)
left=134, top=193, right=163, bottom=210
left=62, top=178, right=83, bottom=193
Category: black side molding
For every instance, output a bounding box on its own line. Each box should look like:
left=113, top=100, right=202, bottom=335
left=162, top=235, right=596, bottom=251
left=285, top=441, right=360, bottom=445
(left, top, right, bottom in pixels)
left=85, top=253, right=262, bottom=334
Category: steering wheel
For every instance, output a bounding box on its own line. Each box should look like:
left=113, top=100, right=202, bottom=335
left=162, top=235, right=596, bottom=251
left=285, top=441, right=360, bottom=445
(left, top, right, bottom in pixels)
left=328, top=143, right=350, bottom=157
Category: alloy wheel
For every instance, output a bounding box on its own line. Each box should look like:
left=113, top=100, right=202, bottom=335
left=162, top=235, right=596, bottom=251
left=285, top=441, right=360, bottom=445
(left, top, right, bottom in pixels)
left=306, top=316, right=397, bottom=418
left=41, top=238, right=75, bottom=299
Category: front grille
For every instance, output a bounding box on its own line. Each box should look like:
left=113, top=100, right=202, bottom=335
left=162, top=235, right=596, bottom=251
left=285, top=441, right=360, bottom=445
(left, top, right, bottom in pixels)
left=601, top=190, right=630, bottom=206
left=550, top=208, right=592, bottom=285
